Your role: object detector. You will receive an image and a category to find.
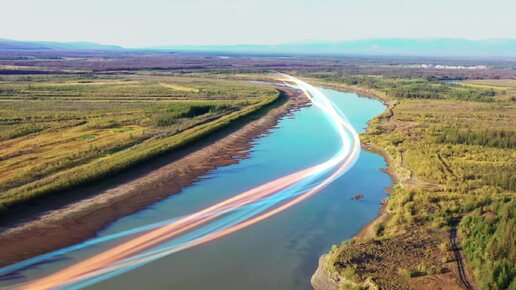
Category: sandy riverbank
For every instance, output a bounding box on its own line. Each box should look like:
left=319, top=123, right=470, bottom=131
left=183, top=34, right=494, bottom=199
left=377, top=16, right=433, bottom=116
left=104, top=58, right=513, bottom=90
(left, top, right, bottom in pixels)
left=320, top=82, right=398, bottom=240
left=354, top=143, right=397, bottom=239
left=310, top=83, right=396, bottom=290
left=0, top=87, right=307, bottom=267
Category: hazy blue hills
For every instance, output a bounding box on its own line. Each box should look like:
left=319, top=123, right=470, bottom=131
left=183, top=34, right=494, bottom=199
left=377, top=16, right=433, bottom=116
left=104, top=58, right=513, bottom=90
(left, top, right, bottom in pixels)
left=152, top=39, right=516, bottom=57
left=0, top=38, right=123, bottom=51
left=1, top=38, right=515, bottom=57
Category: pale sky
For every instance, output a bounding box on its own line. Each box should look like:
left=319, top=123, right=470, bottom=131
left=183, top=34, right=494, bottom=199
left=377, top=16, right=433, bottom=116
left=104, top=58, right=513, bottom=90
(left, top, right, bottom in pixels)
left=1, top=0, right=515, bottom=48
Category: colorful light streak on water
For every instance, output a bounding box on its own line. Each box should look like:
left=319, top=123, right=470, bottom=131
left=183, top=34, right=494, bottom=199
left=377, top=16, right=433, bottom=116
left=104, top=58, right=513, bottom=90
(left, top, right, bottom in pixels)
left=1, top=75, right=361, bottom=290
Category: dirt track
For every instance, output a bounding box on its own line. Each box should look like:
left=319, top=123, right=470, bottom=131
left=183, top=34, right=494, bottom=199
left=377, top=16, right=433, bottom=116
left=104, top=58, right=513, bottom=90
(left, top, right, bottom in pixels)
left=450, top=221, right=475, bottom=290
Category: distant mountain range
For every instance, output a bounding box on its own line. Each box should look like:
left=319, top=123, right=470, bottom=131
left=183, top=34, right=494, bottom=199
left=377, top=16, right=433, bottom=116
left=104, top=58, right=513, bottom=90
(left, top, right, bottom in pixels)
left=153, top=39, right=516, bottom=58
left=0, top=38, right=123, bottom=51
left=1, top=38, right=515, bottom=57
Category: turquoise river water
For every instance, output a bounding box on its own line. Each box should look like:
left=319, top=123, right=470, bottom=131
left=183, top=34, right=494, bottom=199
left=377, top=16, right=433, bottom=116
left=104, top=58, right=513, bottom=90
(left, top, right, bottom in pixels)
left=1, top=88, right=392, bottom=290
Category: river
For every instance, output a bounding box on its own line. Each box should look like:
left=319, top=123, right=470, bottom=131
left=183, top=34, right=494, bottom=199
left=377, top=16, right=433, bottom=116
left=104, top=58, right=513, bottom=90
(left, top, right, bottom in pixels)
left=0, top=87, right=392, bottom=290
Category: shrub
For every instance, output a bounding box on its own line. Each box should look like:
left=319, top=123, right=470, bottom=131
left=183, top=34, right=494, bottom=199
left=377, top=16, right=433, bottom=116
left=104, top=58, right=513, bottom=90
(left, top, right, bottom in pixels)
left=374, top=223, right=385, bottom=236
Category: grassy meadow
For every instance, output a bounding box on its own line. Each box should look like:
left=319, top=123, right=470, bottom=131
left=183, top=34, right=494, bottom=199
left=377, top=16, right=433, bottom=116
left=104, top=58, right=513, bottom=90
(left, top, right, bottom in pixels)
left=308, top=75, right=515, bottom=289
left=0, top=73, right=279, bottom=211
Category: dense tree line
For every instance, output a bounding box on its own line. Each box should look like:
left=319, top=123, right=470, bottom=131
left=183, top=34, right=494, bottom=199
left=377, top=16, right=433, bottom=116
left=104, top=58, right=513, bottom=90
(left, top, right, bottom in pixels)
left=437, top=127, right=515, bottom=149
left=388, top=84, right=446, bottom=99
left=311, top=74, right=498, bottom=102
left=460, top=198, right=515, bottom=290
left=389, top=85, right=495, bottom=101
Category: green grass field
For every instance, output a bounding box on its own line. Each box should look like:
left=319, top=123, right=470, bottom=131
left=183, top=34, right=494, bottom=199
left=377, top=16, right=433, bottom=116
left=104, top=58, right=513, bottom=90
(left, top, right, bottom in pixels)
left=0, top=73, right=279, bottom=210
left=307, top=75, right=515, bottom=290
